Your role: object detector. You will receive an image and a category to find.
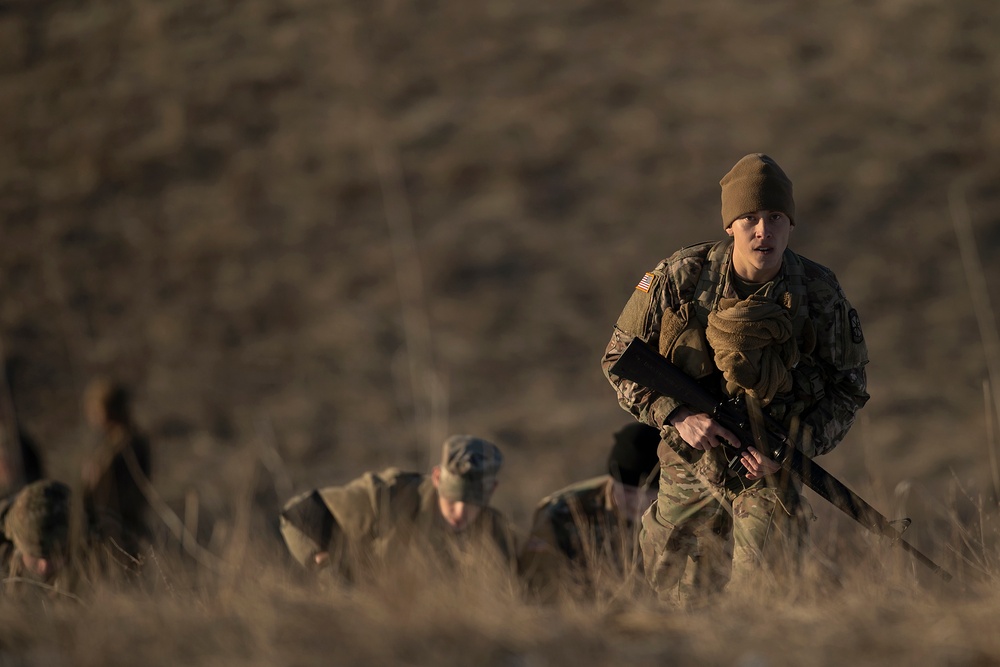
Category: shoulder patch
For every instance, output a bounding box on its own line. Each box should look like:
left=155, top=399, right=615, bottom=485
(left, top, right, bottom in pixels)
left=616, top=271, right=660, bottom=336
left=849, top=308, right=864, bottom=343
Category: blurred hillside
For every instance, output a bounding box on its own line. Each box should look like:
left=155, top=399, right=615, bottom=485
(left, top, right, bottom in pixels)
left=1, top=0, right=999, bottom=534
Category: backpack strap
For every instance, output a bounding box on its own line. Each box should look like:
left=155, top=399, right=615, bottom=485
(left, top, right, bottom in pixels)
left=780, top=249, right=809, bottom=340
left=692, top=238, right=734, bottom=327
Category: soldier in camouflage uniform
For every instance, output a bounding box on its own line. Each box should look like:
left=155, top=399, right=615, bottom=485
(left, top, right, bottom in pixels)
left=80, top=378, right=152, bottom=560
left=601, top=154, right=869, bottom=601
left=0, top=480, right=73, bottom=592
left=519, top=422, right=660, bottom=598
left=279, top=435, right=516, bottom=580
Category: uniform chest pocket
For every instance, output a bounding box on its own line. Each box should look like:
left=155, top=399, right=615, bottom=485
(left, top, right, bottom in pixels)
left=659, top=302, right=714, bottom=380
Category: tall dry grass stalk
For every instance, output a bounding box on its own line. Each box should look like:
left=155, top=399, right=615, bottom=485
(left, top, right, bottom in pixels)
left=949, top=179, right=1000, bottom=497
left=329, top=10, right=450, bottom=469
left=983, top=379, right=1000, bottom=500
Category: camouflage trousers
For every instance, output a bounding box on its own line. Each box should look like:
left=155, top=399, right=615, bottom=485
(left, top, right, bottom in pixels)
left=639, top=444, right=810, bottom=602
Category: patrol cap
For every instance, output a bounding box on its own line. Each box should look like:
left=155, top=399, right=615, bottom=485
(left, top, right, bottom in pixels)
left=5, top=480, right=71, bottom=559
left=607, top=422, right=661, bottom=488
left=437, top=435, right=503, bottom=506
left=720, top=153, right=795, bottom=228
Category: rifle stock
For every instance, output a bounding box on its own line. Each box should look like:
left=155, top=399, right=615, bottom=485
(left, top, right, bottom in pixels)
left=610, top=337, right=952, bottom=582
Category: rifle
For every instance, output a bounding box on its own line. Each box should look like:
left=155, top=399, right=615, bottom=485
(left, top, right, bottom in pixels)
left=610, top=337, right=952, bottom=582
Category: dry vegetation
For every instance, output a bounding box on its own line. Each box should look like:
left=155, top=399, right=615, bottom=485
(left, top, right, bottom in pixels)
left=4, top=524, right=1000, bottom=667
left=2, top=0, right=1000, bottom=663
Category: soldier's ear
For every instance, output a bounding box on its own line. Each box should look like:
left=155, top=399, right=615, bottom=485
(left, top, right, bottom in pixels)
left=313, top=552, right=330, bottom=570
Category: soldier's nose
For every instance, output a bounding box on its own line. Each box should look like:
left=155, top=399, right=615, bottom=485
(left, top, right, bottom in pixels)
left=34, top=558, right=52, bottom=577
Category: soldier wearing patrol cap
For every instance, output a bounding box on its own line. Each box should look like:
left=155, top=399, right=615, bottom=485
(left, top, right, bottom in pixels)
left=279, top=435, right=516, bottom=578
left=0, top=480, right=73, bottom=587
left=602, top=153, right=870, bottom=602
left=519, top=422, right=661, bottom=598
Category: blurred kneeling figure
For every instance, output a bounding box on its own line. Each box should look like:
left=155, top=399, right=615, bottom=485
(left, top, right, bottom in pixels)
left=1, top=480, right=75, bottom=594
left=81, top=378, right=152, bottom=560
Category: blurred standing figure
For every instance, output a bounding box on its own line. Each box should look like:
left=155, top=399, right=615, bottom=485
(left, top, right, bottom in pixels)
left=0, top=480, right=75, bottom=594
left=80, top=378, right=152, bottom=559
left=518, top=422, right=661, bottom=598
left=0, top=428, right=46, bottom=499
left=0, top=359, right=46, bottom=498
left=602, top=154, right=869, bottom=602
left=280, top=435, right=516, bottom=579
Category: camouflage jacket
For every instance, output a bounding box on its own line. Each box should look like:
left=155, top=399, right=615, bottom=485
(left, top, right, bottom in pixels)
left=602, top=239, right=869, bottom=458
left=518, top=475, right=642, bottom=590
left=81, top=427, right=151, bottom=553
left=282, top=468, right=516, bottom=578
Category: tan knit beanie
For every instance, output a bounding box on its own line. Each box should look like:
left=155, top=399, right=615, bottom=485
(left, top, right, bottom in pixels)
left=720, top=153, right=795, bottom=228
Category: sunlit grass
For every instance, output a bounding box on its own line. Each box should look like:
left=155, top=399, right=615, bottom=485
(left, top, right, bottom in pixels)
left=2, top=481, right=999, bottom=666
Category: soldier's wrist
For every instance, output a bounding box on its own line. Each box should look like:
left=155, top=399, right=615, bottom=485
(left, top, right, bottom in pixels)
left=666, top=406, right=691, bottom=427
left=652, top=396, right=683, bottom=429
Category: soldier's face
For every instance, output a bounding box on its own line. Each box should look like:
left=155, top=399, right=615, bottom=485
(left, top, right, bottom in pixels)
left=726, top=210, right=791, bottom=283
left=21, top=552, right=62, bottom=582
left=437, top=496, right=482, bottom=532
left=432, top=467, right=495, bottom=532
left=85, top=399, right=107, bottom=429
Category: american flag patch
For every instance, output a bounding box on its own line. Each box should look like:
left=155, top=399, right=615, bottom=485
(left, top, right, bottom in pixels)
left=635, top=272, right=654, bottom=292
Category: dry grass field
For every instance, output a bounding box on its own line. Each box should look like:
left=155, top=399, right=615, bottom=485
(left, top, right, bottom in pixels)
left=2, top=0, right=1000, bottom=663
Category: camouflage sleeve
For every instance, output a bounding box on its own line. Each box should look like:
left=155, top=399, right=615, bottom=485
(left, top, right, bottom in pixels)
left=798, top=366, right=868, bottom=457
left=800, top=294, right=870, bottom=457
left=600, top=262, right=683, bottom=430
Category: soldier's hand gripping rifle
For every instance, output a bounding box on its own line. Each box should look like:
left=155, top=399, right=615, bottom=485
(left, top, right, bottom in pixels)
left=610, top=337, right=952, bottom=582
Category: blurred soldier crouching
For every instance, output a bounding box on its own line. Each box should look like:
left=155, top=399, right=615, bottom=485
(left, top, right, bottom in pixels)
left=518, top=422, right=660, bottom=599
left=0, top=480, right=79, bottom=597
left=279, top=435, right=517, bottom=581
